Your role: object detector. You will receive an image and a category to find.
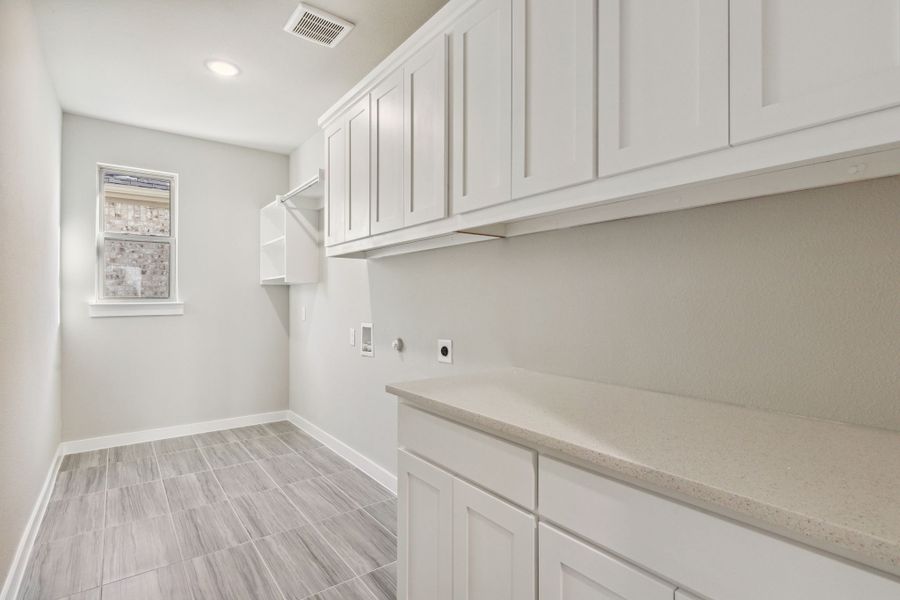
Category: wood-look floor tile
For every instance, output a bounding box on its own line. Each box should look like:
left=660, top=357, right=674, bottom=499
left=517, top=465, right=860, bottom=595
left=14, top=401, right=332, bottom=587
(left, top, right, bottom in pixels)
left=230, top=488, right=307, bottom=539
left=192, top=429, right=239, bottom=448
left=312, top=578, right=377, bottom=600
left=318, top=509, right=397, bottom=576
left=228, top=424, right=271, bottom=441
left=36, top=492, right=105, bottom=545
left=327, top=469, right=394, bottom=507
left=153, top=435, right=198, bottom=456
left=17, top=530, right=102, bottom=600
left=283, top=477, right=357, bottom=523
left=157, top=448, right=208, bottom=479
left=101, top=562, right=193, bottom=600
left=109, top=442, right=155, bottom=463
left=185, top=543, right=282, bottom=600
left=102, top=515, right=180, bottom=584
left=171, top=500, right=248, bottom=559
left=59, top=450, right=107, bottom=472
left=163, top=471, right=225, bottom=512
left=57, top=589, right=100, bottom=600
left=258, top=453, right=319, bottom=487
left=255, top=526, right=354, bottom=599
left=201, top=442, right=254, bottom=469
left=51, top=466, right=105, bottom=501
left=264, top=421, right=299, bottom=435
left=213, top=462, right=275, bottom=498
left=241, top=436, right=294, bottom=460
left=106, top=481, right=168, bottom=526
left=108, top=457, right=159, bottom=489
left=277, top=430, right=322, bottom=453
left=300, top=446, right=352, bottom=476
left=364, top=499, right=397, bottom=537
left=361, top=563, right=396, bottom=600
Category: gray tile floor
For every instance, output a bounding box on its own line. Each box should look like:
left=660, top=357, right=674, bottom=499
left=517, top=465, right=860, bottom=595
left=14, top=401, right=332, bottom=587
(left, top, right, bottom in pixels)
left=18, top=422, right=397, bottom=600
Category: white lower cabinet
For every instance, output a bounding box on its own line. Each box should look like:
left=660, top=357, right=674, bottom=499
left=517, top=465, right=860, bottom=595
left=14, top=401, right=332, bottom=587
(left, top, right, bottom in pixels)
left=539, top=523, right=675, bottom=600
left=452, top=478, right=536, bottom=600
left=398, top=449, right=536, bottom=600
left=397, top=406, right=900, bottom=600
left=398, top=450, right=453, bottom=600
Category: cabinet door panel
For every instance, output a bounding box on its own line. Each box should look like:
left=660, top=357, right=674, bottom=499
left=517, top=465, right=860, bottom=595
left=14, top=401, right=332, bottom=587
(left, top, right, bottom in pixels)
left=405, top=35, right=449, bottom=226
left=345, top=96, right=371, bottom=241
left=731, top=0, right=900, bottom=143
left=324, top=122, right=346, bottom=246
left=539, top=523, right=675, bottom=600
left=597, top=0, right=728, bottom=175
left=371, top=71, right=405, bottom=235
left=512, top=0, right=595, bottom=198
left=451, top=0, right=512, bottom=213
left=398, top=450, right=452, bottom=600
left=452, top=478, right=535, bottom=600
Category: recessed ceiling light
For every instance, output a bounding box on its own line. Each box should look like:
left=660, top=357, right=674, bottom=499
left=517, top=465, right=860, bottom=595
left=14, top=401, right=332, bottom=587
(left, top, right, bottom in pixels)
left=205, top=59, right=240, bottom=78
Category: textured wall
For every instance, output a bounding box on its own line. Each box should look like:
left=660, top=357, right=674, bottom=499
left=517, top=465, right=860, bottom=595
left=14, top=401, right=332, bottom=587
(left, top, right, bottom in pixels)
left=0, top=0, right=62, bottom=587
left=61, top=115, right=290, bottom=441
left=289, top=137, right=900, bottom=476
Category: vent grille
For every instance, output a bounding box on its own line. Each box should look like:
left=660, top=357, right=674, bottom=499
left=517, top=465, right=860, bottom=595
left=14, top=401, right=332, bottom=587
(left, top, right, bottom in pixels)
left=283, top=3, right=354, bottom=48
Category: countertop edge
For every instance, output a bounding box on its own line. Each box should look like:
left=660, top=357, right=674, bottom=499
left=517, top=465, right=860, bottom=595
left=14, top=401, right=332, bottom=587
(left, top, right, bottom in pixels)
left=386, top=383, right=900, bottom=579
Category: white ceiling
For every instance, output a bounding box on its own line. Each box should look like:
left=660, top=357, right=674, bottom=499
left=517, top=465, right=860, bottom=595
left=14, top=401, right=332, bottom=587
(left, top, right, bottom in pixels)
left=33, top=0, right=448, bottom=154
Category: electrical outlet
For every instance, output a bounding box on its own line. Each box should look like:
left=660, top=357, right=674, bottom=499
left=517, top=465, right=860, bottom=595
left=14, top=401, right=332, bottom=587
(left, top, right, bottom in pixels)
left=437, top=339, right=453, bottom=364
left=349, top=328, right=355, bottom=347
left=300, top=305, right=306, bottom=321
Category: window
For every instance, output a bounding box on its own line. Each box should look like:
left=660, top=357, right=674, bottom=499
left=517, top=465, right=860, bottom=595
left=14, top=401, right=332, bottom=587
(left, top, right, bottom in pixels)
left=90, top=164, right=182, bottom=317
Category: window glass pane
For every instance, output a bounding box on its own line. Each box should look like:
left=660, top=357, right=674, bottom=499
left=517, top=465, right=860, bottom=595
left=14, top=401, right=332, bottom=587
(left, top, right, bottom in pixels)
left=103, top=239, right=171, bottom=299
left=103, top=172, right=171, bottom=235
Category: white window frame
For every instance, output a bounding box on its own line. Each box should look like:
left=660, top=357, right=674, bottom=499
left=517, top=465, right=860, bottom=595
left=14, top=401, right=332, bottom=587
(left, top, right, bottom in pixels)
left=89, top=163, right=183, bottom=317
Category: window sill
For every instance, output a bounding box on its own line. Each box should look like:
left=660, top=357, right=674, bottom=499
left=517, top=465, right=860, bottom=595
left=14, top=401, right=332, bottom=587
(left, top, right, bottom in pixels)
left=89, top=301, right=184, bottom=318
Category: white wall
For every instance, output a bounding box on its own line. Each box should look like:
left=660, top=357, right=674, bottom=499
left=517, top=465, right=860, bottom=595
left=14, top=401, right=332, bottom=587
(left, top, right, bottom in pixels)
left=0, top=0, right=62, bottom=586
left=289, top=137, right=900, bottom=475
left=62, top=115, right=290, bottom=441
left=289, top=130, right=323, bottom=184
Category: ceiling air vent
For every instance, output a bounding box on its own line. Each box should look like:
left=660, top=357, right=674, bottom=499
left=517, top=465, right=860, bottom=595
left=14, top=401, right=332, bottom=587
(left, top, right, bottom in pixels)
left=283, top=3, right=354, bottom=48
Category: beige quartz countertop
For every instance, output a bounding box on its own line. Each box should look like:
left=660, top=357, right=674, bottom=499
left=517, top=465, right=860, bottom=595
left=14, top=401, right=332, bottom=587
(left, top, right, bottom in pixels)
left=387, top=368, right=900, bottom=577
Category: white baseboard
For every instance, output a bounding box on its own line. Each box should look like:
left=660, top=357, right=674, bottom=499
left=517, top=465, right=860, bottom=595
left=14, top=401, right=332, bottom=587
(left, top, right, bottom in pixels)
left=0, top=448, right=63, bottom=600
left=286, top=411, right=397, bottom=494
left=60, top=410, right=290, bottom=455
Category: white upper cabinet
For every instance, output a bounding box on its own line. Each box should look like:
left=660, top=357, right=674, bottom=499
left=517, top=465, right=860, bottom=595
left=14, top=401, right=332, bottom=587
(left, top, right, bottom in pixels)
left=451, top=0, right=512, bottom=213
left=731, top=0, right=900, bottom=143
left=371, top=70, right=406, bottom=235
left=344, top=95, right=371, bottom=241
left=539, top=524, right=675, bottom=600
left=398, top=450, right=452, bottom=600
left=511, top=0, right=596, bottom=198
left=597, top=0, right=728, bottom=176
left=319, top=0, right=900, bottom=257
left=452, top=477, right=535, bottom=600
left=405, top=35, right=449, bottom=226
left=324, top=121, right=346, bottom=246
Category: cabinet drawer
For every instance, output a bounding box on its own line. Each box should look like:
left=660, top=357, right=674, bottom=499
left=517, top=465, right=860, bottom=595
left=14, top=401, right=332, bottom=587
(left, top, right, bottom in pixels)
left=539, top=523, right=674, bottom=600
left=539, top=456, right=900, bottom=600
left=398, top=404, right=535, bottom=509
